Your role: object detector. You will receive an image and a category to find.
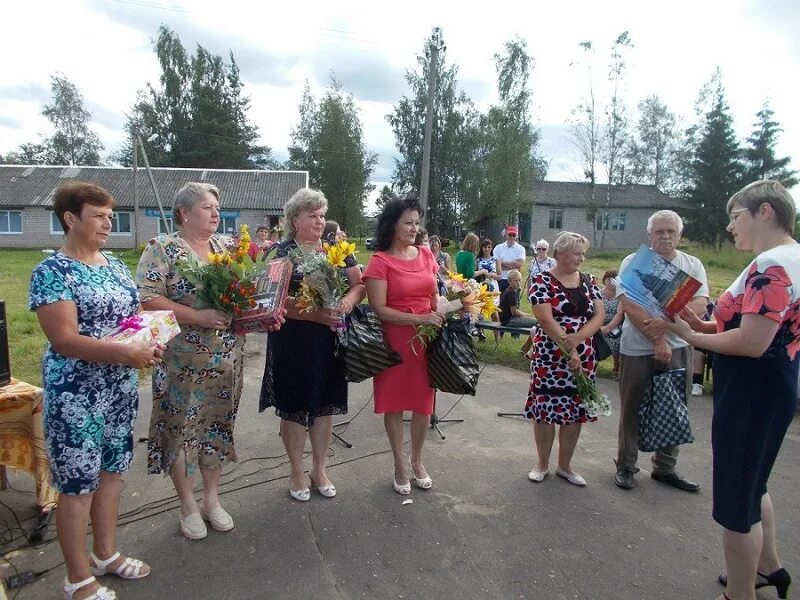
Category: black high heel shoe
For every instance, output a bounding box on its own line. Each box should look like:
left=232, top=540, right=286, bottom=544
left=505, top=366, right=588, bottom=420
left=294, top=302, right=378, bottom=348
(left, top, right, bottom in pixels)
left=718, top=567, right=791, bottom=599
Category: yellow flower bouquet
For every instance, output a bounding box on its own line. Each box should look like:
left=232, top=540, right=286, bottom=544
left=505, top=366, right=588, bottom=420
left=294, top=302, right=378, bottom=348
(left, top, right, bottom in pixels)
left=178, top=224, right=266, bottom=318
left=410, top=271, right=499, bottom=354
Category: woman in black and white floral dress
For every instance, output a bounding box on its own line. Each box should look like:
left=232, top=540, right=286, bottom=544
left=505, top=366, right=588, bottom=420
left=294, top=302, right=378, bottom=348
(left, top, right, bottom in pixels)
left=524, top=232, right=604, bottom=487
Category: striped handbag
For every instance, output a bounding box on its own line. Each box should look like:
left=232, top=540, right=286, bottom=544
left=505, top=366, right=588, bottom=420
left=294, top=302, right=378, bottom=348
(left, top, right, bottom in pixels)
left=335, top=304, right=402, bottom=383
left=427, top=317, right=480, bottom=395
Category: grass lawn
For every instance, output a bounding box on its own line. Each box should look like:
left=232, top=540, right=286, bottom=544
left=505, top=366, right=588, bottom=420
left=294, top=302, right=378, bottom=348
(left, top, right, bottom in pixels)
left=0, top=240, right=751, bottom=386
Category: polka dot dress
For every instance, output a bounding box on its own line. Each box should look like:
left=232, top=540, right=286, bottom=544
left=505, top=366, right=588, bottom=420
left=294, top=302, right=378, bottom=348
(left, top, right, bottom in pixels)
left=524, top=271, right=602, bottom=424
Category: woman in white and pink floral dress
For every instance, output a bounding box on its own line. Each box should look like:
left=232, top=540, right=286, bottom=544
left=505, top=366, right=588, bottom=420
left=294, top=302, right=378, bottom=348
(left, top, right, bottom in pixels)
left=670, top=180, right=799, bottom=600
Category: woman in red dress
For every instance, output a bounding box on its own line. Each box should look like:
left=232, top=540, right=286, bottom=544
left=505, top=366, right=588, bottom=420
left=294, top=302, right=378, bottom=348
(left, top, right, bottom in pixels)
left=363, top=196, right=445, bottom=495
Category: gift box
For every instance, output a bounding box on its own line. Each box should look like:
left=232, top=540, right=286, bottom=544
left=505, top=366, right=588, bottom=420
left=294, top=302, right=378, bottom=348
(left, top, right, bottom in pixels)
left=105, top=310, right=181, bottom=345
left=231, top=258, right=292, bottom=335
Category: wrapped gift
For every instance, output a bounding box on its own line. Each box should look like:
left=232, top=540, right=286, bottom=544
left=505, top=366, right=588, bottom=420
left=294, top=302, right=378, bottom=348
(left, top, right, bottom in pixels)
left=231, top=258, right=292, bottom=335
left=105, top=310, right=181, bottom=345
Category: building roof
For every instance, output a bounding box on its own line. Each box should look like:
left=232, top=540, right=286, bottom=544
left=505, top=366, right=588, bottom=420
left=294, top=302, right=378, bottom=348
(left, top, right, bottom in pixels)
left=524, top=181, right=687, bottom=209
left=0, top=165, right=309, bottom=212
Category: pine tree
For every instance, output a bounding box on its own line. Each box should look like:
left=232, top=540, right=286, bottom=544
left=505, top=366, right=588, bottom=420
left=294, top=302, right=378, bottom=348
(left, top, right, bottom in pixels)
left=481, top=37, right=545, bottom=227
left=288, top=77, right=377, bottom=232
left=685, top=73, right=744, bottom=248
left=742, top=102, right=798, bottom=188
left=115, top=26, right=273, bottom=168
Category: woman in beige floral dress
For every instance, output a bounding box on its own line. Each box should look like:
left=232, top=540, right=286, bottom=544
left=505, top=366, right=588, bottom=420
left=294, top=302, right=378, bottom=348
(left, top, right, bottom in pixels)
left=135, top=182, right=245, bottom=541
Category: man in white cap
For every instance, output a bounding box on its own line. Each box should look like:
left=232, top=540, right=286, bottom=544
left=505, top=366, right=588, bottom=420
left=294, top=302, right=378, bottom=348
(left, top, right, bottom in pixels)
left=492, top=225, right=526, bottom=293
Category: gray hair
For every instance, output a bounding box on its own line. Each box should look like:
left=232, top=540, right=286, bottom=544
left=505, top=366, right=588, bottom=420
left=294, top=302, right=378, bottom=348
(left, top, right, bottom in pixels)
left=173, top=182, right=220, bottom=226
left=532, top=238, right=549, bottom=250
left=646, top=210, right=683, bottom=234
left=283, top=188, right=328, bottom=239
left=551, top=231, right=590, bottom=258
left=727, top=180, right=796, bottom=235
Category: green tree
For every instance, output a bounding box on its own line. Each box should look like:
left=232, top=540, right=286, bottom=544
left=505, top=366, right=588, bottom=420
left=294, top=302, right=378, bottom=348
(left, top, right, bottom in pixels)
left=2, top=139, right=50, bottom=165
left=599, top=31, right=633, bottom=248
left=742, top=102, right=798, bottom=188
left=626, top=94, right=680, bottom=192
left=375, top=184, right=395, bottom=214
left=116, top=25, right=273, bottom=168
left=569, top=41, right=602, bottom=245
left=288, top=77, right=377, bottom=232
left=387, top=28, right=481, bottom=237
left=481, top=37, right=546, bottom=227
left=685, top=71, right=744, bottom=248
left=40, top=74, right=103, bottom=165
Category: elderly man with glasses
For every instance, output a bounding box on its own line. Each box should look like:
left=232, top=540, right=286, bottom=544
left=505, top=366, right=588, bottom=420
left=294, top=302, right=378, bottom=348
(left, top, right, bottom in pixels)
left=493, top=225, right=527, bottom=293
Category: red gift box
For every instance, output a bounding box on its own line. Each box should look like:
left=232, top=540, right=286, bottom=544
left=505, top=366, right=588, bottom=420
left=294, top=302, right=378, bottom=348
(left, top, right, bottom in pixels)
left=231, top=258, right=292, bottom=334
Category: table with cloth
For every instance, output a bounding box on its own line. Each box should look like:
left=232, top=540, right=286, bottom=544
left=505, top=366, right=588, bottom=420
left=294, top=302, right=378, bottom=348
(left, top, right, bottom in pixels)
left=0, top=378, right=59, bottom=512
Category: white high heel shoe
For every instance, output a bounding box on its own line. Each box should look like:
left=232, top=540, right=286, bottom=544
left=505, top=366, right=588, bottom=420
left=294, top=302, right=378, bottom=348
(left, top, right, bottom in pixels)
left=410, top=460, right=433, bottom=490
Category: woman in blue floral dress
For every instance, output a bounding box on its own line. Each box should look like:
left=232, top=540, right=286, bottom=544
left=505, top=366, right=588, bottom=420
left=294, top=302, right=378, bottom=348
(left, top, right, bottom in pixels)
left=30, top=183, right=161, bottom=600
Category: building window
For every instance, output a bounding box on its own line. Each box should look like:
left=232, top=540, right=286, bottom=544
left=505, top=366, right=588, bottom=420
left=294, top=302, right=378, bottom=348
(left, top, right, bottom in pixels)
left=596, top=211, right=627, bottom=231
left=217, top=216, right=237, bottom=235
left=548, top=208, right=563, bottom=230
left=50, top=211, right=132, bottom=234
left=111, top=212, right=132, bottom=234
left=50, top=212, right=64, bottom=234
left=0, top=211, right=23, bottom=234
left=158, top=216, right=174, bottom=235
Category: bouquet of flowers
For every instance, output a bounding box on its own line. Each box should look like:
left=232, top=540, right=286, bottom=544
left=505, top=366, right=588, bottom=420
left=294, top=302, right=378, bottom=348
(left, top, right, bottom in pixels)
left=556, top=341, right=612, bottom=418
left=177, top=224, right=265, bottom=318
left=289, top=239, right=357, bottom=319
left=410, top=271, right=499, bottom=354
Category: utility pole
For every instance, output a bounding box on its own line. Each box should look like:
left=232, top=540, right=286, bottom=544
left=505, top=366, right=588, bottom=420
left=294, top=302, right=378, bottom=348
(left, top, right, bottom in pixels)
left=419, top=27, right=441, bottom=229
left=136, top=134, right=171, bottom=235
left=132, top=131, right=139, bottom=247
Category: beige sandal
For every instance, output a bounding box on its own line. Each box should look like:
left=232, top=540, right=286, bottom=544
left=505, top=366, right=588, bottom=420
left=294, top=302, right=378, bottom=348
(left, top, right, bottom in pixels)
left=63, top=575, right=116, bottom=599
left=89, top=551, right=150, bottom=579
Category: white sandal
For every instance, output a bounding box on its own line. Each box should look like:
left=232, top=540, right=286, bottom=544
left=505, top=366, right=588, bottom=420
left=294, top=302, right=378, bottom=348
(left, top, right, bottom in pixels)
left=409, top=460, right=433, bottom=490
left=89, top=551, right=150, bottom=579
left=63, top=575, right=117, bottom=600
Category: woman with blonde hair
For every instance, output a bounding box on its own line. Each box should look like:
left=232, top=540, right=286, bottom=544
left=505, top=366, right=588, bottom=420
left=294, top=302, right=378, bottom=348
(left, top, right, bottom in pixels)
left=669, top=180, right=798, bottom=600
left=260, top=188, right=365, bottom=501
left=525, top=231, right=605, bottom=486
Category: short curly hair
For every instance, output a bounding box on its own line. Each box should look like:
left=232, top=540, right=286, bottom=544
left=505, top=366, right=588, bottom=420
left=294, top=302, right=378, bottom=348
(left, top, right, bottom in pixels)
left=374, top=195, right=423, bottom=251
left=283, top=188, right=328, bottom=240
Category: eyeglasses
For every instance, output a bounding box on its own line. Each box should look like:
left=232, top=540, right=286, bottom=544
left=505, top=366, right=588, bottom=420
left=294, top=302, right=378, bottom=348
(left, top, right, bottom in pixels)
left=729, top=207, right=749, bottom=225
left=507, top=233, right=517, bottom=237
left=535, top=247, right=547, bottom=251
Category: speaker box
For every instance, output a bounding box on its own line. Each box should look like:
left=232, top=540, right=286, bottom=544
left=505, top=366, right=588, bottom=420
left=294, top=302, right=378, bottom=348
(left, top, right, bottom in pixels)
left=0, top=300, right=10, bottom=387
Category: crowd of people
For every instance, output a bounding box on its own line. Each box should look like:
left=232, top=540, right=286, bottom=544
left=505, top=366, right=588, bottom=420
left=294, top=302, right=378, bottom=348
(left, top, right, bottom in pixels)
left=27, top=180, right=798, bottom=600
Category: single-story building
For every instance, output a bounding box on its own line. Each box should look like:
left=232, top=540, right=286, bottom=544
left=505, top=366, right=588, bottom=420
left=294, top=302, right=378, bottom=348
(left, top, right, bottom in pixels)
left=0, top=165, right=309, bottom=249
left=473, top=181, right=688, bottom=250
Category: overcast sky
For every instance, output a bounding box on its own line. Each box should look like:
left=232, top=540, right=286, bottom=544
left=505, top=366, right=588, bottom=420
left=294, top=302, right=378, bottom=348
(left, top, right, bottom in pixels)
left=1, top=0, right=798, bottom=199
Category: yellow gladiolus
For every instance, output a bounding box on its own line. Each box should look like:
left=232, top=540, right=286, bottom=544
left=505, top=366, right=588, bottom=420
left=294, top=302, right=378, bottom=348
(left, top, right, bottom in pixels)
left=447, top=271, right=466, bottom=283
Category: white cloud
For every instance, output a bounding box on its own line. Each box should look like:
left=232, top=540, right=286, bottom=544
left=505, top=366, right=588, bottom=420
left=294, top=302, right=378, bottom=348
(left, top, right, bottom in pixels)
left=1, top=0, right=797, bottom=199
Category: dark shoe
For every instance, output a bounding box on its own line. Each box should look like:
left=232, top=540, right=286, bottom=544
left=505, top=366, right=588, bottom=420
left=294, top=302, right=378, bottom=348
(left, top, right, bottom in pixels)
left=614, top=468, right=635, bottom=489
left=718, top=567, right=791, bottom=599
left=651, top=471, right=700, bottom=492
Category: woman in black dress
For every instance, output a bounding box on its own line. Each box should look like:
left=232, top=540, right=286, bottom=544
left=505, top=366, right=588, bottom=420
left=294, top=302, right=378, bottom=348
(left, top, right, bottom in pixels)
left=260, top=188, right=365, bottom=502
left=670, top=180, right=799, bottom=600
